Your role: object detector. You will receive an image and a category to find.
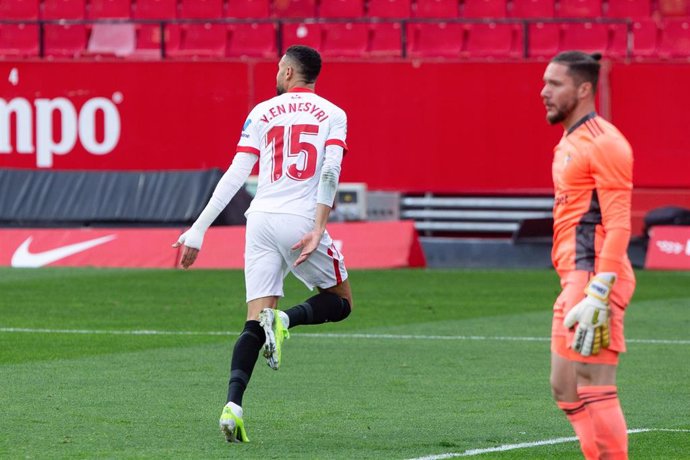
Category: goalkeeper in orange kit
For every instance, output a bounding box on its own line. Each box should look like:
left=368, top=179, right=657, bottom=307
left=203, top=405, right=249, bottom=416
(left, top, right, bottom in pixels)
left=541, top=51, right=635, bottom=460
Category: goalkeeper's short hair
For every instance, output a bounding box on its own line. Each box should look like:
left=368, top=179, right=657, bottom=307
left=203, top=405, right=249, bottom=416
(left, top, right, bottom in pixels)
left=551, top=51, right=601, bottom=94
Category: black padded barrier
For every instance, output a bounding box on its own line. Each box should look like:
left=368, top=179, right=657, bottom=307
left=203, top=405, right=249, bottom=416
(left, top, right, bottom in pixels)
left=0, top=168, right=250, bottom=227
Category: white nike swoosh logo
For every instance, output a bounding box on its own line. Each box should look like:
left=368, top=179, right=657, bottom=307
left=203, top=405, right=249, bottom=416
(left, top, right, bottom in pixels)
left=11, top=235, right=117, bottom=268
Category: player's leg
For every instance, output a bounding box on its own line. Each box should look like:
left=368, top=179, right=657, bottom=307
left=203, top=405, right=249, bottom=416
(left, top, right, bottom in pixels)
left=257, top=279, right=351, bottom=371
left=551, top=352, right=599, bottom=459
left=282, top=278, right=352, bottom=328
left=282, top=219, right=352, bottom=328
left=575, top=363, right=627, bottom=460
left=551, top=272, right=599, bottom=459
left=226, top=295, right=280, bottom=407
left=220, top=213, right=285, bottom=442
left=572, top=283, right=633, bottom=460
left=267, top=213, right=352, bottom=329
left=256, top=215, right=352, bottom=369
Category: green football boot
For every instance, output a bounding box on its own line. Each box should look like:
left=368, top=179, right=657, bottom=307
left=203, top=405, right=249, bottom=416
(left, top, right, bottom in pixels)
left=259, top=308, right=290, bottom=370
left=219, top=402, right=249, bottom=443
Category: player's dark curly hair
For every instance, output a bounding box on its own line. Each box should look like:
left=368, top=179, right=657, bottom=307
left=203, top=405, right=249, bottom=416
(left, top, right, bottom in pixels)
left=551, top=51, right=602, bottom=94
left=285, top=45, right=322, bottom=84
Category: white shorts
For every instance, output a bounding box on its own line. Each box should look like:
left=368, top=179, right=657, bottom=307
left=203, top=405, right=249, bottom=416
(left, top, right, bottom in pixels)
left=244, top=212, right=348, bottom=302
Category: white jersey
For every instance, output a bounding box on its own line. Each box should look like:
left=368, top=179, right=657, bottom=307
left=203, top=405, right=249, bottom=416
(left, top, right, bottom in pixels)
left=236, top=88, right=348, bottom=219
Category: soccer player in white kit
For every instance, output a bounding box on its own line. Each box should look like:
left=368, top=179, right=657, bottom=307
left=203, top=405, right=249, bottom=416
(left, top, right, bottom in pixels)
left=172, top=46, right=353, bottom=443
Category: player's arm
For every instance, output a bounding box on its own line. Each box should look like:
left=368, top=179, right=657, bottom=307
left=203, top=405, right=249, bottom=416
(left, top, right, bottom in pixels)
left=173, top=152, right=257, bottom=268
left=564, top=137, right=633, bottom=355
left=594, top=136, right=634, bottom=273
left=292, top=144, right=344, bottom=267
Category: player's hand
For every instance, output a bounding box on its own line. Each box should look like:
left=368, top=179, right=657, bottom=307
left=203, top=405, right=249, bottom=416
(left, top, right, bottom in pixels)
left=172, top=227, right=204, bottom=269
left=291, top=229, right=323, bottom=267
left=563, top=273, right=616, bottom=356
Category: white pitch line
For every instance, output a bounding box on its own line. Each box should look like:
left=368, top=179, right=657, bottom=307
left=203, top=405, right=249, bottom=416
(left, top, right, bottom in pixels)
left=0, top=327, right=234, bottom=336
left=0, top=327, right=689, bottom=345
left=408, top=428, right=690, bottom=460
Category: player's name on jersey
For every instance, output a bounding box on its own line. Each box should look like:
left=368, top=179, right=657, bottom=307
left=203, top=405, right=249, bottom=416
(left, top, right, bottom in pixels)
left=259, top=101, right=330, bottom=124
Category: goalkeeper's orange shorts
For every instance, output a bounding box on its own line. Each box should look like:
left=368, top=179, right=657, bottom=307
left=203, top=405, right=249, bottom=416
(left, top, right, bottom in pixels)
left=551, top=270, right=636, bottom=365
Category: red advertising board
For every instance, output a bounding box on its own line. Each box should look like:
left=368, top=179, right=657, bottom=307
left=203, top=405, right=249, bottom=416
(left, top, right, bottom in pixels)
left=0, top=221, right=425, bottom=269
left=0, top=228, right=181, bottom=268
left=645, top=226, right=690, bottom=270
left=0, top=61, right=250, bottom=170
left=2, top=61, right=689, bottom=192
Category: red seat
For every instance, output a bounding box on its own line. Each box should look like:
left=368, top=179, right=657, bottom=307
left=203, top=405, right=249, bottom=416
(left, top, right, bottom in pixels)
left=227, top=22, right=276, bottom=57
left=631, top=19, right=658, bottom=57
left=511, top=0, right=554, bottom=17
left=606, top=0, right=651, bottom=17
left=168, top=23, right=227, bottom=57
left=608, top=23, right=630, bottom=58
left=87, top=23, right=135, bottom=56
left=134, top=0, right=177, bottom=19
left=43, top=0, right=85, bottom=19
left=321, top=22, right=368, bottom=57
left=657, top=0, right=688, bottom=16
left=282, top=22, right=321, bottom=49
left=319, top=0, right=364, bottom=17
left=369, top=22, right=402, bottom=56
left=273, top=0, right=316, bottom=18
left=88, top=0, right=131, bottom=19
left=463, top=0, right=506, bottom=17
left=560, top=22, right=609, bottom=54
left=528, top=22, right=560, bottom=58
left=659, top=18, right=690, bottom=57
left=226, top=0, right=270, bottom=18
left=367, top=0, right=411, bottom=17
left=407, top=22, right=462, bottom=57
left=0, top=23, right=39, bottom=57
left=133, top=23, right=181, bottom=58
left=463, top=22, right=522, bottom=58
left=179, top=0, right=223, bottom=18
left=558, top=0, right=602, bottom=17
left=414, top=0, right=458, bottom=17
left=0, top=0, right=39, bottom=19
left=43, top=24, right=88, bottom=57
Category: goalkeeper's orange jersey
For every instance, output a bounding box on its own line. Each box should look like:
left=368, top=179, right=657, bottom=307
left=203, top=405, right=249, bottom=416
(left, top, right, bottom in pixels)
left=551, top=112, right=635, bottom=282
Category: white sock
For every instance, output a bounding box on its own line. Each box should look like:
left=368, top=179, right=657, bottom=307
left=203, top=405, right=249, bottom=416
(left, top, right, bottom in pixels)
left=279, top=310, right=290, bottom=329
left=225, top=401, right=243, bottom=416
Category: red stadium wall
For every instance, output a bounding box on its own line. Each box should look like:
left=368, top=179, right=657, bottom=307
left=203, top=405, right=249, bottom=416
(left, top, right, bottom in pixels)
left=1, top=60, right=689, bottom=192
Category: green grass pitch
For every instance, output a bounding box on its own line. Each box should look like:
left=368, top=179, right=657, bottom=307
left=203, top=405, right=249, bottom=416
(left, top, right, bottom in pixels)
left=1, top=267, right=689, bottom=459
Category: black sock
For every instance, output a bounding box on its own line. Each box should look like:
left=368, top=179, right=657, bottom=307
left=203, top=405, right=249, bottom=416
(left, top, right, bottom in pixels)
left=285, top=292, right=351, bottom=328
left=226, top=320, right=265, bottom=406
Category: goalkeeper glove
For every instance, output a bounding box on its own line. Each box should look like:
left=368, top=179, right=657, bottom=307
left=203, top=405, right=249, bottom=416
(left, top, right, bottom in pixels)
left=563, top=273, right=616, bottom=356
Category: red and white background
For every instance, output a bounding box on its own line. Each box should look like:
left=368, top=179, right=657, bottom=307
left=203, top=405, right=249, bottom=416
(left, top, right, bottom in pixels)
left=1, top=60, right=689, bottom=269
left=1, top=61, right=690, bottom=191
left=0, top=222, right=425, bottom=269
left=645, top=226, right=690, bottom=270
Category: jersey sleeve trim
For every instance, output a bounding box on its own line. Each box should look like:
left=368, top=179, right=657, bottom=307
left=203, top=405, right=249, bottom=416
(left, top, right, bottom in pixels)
left=325, top=139, right=348, bottom=153
left=236, top=146, right=260, bottom=155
